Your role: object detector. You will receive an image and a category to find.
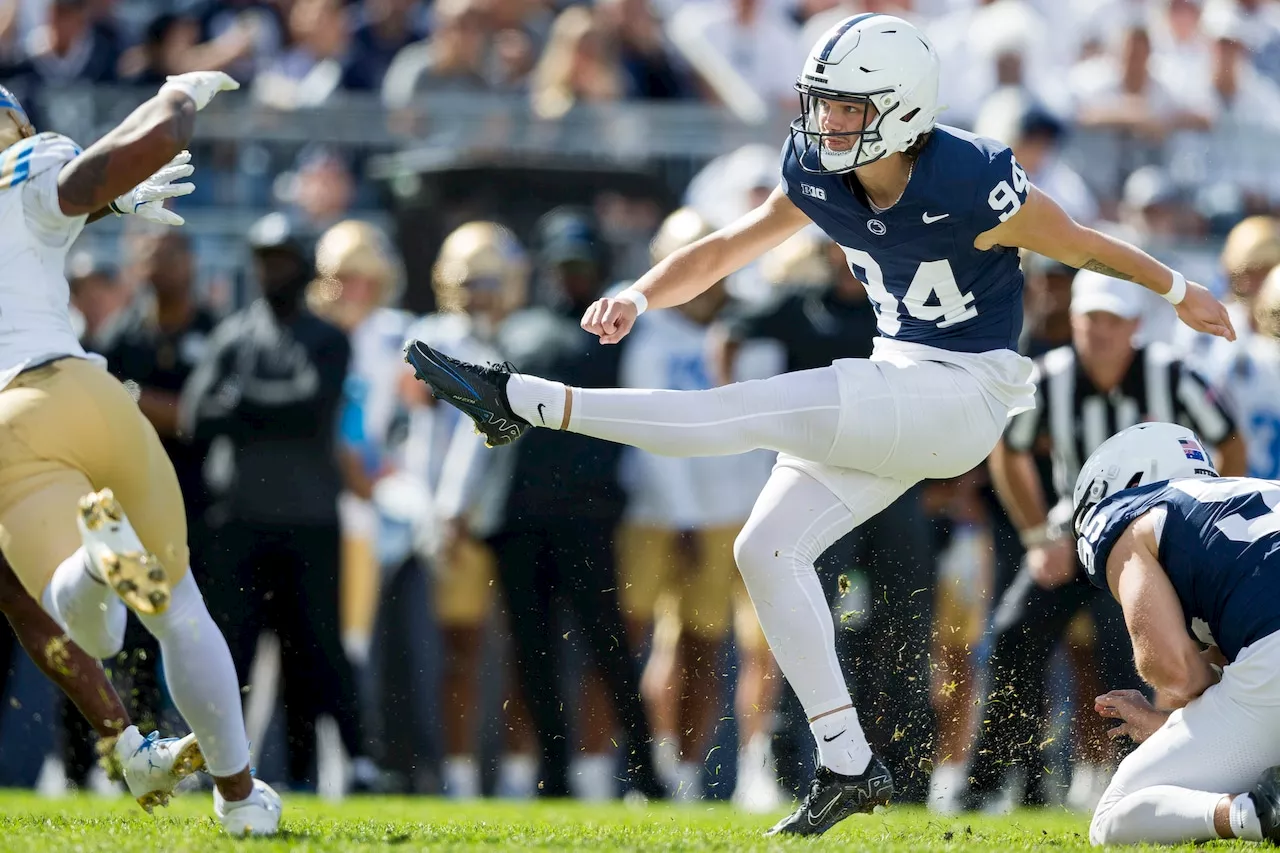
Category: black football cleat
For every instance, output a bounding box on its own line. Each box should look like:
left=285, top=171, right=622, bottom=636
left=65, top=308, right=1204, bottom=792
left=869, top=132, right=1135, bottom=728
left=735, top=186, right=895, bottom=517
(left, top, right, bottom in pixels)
left=1248, top=765, right=1280, bottom=843
left=766, top=756, right=894, bottom=837
left=404, top=340, right=530, bottom=447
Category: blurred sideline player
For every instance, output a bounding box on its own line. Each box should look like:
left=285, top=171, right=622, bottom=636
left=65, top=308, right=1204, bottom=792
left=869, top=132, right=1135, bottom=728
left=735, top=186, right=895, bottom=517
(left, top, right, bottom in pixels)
left=1201, top=266, right=1280, bottom=479
left=0, top=75, right=279, bottom=834
left=614, top=208, right=774, bottom=803
left=1073, top=423, right=1280, bottom=846
left=922, top=474, right=992, bottom=814
left=398, top=221, right=537, bottom=799
left=306, top=219, right=410, bottom=670
left=406, top=13, right=1234, bottom=837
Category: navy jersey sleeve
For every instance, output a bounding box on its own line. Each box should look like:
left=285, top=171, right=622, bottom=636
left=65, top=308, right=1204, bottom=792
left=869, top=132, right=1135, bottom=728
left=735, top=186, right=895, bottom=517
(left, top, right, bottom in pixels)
left=960, top=143, right=1031, bottom=245
left=778, top=139, right=792, bottom=197
left=1076, top=485, right=1172, bottom=590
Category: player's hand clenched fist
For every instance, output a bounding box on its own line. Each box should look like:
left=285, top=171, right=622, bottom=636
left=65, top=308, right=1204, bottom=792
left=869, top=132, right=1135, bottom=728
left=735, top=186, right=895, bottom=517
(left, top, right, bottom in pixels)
left=581, top=296, right=639, bottom=345
left=161, top=72, right=240, bottom=111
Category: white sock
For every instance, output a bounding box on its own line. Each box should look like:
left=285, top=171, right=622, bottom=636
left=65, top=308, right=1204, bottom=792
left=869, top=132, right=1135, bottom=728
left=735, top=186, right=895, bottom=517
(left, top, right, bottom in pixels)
left=671, top=761, right=702, bottom=802
left=565, top=371, right=841, bottom=459
left=443, top=755, right=480, bottom=799
left=136, top=573, right=250, bottom=778
left=497, top=754, right=538, bottom=799
left=810, top=707, right=872, bottom=777
left=43, top=547, right=126, bottom=660
left=505, top=375, right=567, bottom=428
left=569, top=754, right=617, bottom=801
left=1233, top=793, right=1265, bottom=841
left=654, top=738, right=680, bottom=790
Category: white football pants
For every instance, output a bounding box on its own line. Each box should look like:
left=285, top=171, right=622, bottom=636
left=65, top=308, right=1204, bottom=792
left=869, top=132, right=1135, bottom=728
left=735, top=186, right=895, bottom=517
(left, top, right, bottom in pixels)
left=1091, top=629, right=1280, bottom=845
left=568, top=355, right=1009, bottom=718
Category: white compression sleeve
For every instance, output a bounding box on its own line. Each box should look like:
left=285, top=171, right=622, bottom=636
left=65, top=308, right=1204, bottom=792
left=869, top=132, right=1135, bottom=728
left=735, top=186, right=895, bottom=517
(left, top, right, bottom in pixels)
left=136, top=573, right=251, bottom=777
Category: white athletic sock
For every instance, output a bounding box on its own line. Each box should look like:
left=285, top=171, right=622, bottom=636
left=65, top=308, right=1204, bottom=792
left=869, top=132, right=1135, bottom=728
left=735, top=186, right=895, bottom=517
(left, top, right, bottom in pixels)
left=569, top=754, right=617, bottom=801
left=136, top=573, right=250, bottom=778
left=497, top=754, right=538, bottom=799
left=506, top=375, right=567, bottom=428
left=442, top=755, right=480, bottom=799
left=1233, top=793, right=1265, bottom=841
left=810, top=707, right=872, bottom=777
left=43, top=547, right=126, bottom=660
left=565, top=374, right=841, bottom=459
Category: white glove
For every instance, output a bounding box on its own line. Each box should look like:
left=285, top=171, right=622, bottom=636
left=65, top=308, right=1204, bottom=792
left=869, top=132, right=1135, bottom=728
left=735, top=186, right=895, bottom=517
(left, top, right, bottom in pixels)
left=161, top=71, right=240, bottom=111
left=109, top=151, right=195, bottom=226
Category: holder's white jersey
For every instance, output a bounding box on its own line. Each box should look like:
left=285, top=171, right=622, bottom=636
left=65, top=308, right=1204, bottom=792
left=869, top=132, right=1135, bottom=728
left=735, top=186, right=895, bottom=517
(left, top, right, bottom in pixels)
left=0, top=132, right=99, bottom=390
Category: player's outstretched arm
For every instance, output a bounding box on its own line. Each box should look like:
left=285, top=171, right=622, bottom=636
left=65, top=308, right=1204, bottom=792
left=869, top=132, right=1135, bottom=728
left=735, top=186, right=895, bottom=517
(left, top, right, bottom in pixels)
left=977, top=186, right=1236, bottom=342
left=582, top=187, right=810, bottom=344
left=57, top=72, right=238, bottom=219
left=1106, top=513, right=1220, bottom=708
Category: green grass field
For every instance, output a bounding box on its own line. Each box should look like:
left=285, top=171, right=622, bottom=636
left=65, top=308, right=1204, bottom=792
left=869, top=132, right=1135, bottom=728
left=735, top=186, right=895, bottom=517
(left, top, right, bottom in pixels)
left=0, top=792, right=1262, bottom=853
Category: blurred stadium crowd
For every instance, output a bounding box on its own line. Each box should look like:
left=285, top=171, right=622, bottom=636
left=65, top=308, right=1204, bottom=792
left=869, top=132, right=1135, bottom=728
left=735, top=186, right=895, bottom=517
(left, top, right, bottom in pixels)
left=4, top=0, right=1280, bottom=818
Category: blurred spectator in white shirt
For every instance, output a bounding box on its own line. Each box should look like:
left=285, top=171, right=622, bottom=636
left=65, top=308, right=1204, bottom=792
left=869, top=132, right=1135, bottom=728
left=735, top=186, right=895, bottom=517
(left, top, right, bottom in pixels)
left=974, top=92, right=1099, bottom=224
left=253, top=0, right=351, bottom=109
left=1206, top=0, right=1280, bottom=86
left=666, top=0, right=802, bottom=117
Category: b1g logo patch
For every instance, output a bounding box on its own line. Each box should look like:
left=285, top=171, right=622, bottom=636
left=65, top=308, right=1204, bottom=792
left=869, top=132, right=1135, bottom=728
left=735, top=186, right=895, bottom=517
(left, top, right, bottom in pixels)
left=800, top=183, right=827, bottom=201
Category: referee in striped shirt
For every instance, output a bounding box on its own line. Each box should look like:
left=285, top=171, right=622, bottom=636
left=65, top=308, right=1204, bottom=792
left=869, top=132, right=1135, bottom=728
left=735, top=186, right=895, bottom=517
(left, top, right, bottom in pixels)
left=963, top=270, right=1246, bottom=809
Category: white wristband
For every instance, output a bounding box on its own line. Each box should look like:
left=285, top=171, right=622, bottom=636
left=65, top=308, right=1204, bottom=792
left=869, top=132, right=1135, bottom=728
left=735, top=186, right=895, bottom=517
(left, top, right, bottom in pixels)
left=1163, top=271, right=1187, bottom=306
left=160, top=80, right=199, bottom=103
left=1020, top=524, right=1051, bottom=549
left=616, top=289, right=648, bottom=316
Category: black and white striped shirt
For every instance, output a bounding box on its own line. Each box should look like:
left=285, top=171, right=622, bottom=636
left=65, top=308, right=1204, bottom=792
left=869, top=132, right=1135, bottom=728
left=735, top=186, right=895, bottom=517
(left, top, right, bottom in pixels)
left=1004, top=344, right=1235, bottom=502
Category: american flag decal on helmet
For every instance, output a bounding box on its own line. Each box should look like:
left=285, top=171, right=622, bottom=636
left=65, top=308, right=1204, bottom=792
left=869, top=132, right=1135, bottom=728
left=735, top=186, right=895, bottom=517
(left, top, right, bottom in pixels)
left=1180, top=438, right=1206, bottom=462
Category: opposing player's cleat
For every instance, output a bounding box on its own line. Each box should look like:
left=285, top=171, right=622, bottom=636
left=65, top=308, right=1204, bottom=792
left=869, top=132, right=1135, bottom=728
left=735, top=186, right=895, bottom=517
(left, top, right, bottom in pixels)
left=117, top=727, right=206, bottom=813
left=215, top=778, right=283, bottom=837
left=403, top=340, right=529, bottom=447
left=1248, top=765, right=1280, bottom=843
left=766, top=756, right=894, bottom=837
left=77, top=488, right=170, bottom=615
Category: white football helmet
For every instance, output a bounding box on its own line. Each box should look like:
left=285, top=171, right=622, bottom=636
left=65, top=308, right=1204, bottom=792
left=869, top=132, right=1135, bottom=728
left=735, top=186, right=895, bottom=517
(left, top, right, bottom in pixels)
left=790, top=13, right=941, bottom=174
left=1072, top=422, right=1219, bottom=538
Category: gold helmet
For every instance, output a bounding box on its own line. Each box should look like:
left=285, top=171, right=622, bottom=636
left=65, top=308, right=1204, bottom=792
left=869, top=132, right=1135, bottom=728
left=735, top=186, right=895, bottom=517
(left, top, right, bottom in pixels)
left=650, top=207, right=714, bottom=266
left=761, top=231, right=833, bottom=289
left=652, top=208, right=727, bottom=323
left=1221, top=216, right=1280, bottom=300
left=433, top=221, right=528, bottom=316
left=0, top=86, right=35, bottom=152
left=307, top=220, right=404, bottom=326
left=1254, top=264, right=1280, bottom=340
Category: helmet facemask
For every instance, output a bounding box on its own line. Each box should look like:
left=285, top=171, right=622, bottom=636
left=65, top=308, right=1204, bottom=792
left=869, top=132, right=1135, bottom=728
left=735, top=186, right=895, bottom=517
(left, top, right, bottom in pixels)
left=789, top=86, right=902, bottom=175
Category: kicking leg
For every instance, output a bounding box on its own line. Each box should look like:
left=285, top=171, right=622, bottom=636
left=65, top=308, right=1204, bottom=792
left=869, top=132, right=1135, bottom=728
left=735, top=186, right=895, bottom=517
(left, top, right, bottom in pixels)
left=406, top=339, right=841, bottom=458
left=734, top=464, right=904, bottom=836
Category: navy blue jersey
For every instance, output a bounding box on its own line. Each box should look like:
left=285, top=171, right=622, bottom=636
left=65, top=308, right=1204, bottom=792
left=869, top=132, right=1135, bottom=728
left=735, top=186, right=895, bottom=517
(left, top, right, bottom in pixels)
left=780, top=125, right=1027, bottom=353
left=1077, top=477, right=1280, bottom=661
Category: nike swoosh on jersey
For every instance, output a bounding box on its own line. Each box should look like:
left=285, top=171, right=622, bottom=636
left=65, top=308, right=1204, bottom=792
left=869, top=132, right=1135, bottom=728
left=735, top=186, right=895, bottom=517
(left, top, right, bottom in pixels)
left=922, top=212, right=950, bottom=224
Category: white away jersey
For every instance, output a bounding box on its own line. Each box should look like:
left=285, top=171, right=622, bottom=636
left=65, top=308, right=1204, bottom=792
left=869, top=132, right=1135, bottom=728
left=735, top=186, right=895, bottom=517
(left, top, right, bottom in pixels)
left=0, top=132, right=98, bottom=389
left=1203, top=335, right=1280, bottom=479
